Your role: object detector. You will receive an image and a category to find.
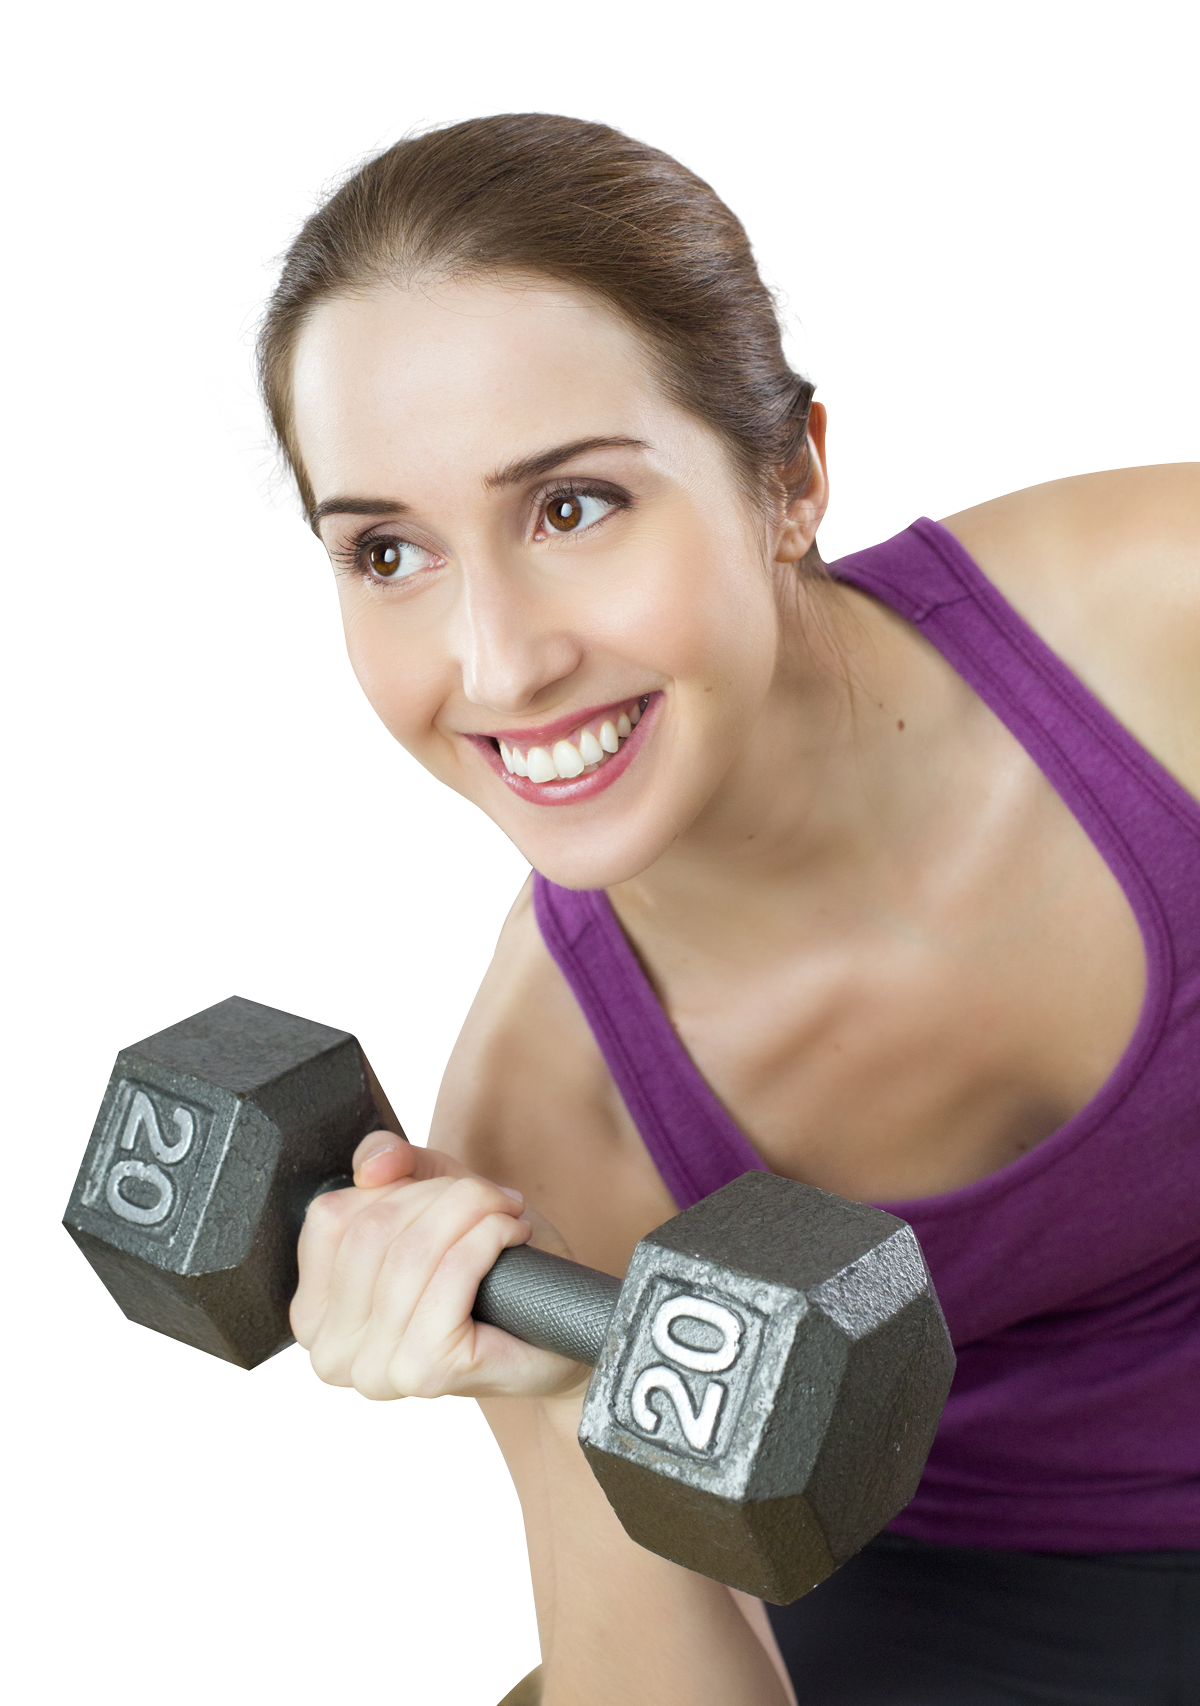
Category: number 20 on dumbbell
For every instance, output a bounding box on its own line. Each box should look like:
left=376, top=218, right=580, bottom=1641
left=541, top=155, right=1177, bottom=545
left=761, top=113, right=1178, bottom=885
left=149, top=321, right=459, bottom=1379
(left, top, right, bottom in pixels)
left=65, top=996, right=955, bottom=1603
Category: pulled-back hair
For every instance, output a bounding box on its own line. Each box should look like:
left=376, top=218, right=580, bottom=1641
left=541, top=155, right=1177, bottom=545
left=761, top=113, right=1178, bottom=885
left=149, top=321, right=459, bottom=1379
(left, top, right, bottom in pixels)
left=258, top=113, right=815, bottom=519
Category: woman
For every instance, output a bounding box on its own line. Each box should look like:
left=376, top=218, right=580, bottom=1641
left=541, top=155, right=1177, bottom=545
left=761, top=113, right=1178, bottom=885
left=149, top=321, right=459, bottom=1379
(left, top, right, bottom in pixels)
left=273, top=115, right=1200, bottom=1703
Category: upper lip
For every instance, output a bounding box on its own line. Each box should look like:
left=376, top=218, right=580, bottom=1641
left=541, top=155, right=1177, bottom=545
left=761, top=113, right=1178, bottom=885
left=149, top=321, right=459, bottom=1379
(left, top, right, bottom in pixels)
left=463, top=696, right=648, bottom=748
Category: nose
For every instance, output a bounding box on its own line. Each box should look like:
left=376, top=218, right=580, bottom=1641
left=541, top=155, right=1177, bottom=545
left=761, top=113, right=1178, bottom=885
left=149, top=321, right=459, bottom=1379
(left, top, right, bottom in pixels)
left=453, top=559, right=583, bottom=714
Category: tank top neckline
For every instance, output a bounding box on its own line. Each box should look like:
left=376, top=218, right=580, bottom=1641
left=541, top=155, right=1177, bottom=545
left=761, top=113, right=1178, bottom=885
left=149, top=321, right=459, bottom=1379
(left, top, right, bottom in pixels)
left=533, top=516, right=1200, bottom=1223
left=535, top=514, right=1200, bottom=1551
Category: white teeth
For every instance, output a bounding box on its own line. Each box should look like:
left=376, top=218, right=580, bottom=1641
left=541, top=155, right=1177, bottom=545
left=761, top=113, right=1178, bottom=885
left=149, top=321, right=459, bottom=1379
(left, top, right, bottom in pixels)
left=552, top=739, right=585, bottom=779
left=526, top=746, right=557, bottom=784
left=501, top=699, right=648, bottom=785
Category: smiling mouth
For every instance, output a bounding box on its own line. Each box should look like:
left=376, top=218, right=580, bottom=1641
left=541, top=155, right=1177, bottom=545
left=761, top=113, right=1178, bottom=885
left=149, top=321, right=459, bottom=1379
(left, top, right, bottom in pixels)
left=493, top=695, right=650, bottom=785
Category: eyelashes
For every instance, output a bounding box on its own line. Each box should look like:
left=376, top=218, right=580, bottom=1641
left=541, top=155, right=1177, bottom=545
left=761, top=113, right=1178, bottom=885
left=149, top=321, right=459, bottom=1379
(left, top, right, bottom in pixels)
left=537, top=478, right=629, bottom=537
left=332, top=479, right=631, bottom=588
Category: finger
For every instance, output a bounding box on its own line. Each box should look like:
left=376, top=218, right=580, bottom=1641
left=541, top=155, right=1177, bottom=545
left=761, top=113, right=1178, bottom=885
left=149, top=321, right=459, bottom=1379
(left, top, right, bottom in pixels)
left=522, top=1201, right=573, bottom=1260
left=310, top=1175, right=525, bottom=1386
left=292, top=1150, right=504, bottom=1342
left=304, top=1176, right=459, bottom=1374
left=352, top=1138, right=471, bottom=1189
left=293, top=1172, right=451, bottom=1351
left=359, top=1208, right=536, bottom=1399
left=350, top=1175, right=526, bottom=1353
left=385, top=1214, right=592, bottom=1400
left=352, top=1132, right=412, bottom=1186
left=291, top=1183, right=362, bottom=1346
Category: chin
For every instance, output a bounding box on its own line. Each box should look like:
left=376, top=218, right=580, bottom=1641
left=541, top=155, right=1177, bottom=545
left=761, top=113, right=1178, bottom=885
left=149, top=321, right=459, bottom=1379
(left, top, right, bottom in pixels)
left=522, top=841, right=660, bottom=892
left=502, top=798, right=689, bottom=893
left=424, top=694, right=727, bottom=890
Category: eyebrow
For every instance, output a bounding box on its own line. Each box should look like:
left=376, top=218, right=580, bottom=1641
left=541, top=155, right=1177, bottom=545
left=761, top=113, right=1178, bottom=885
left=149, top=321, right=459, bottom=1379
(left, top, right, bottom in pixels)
left=483, top=435, right=650, bottom=490
left=308, top=435, right=650, bottom=535
left=308, top=496, right=409, bottom=536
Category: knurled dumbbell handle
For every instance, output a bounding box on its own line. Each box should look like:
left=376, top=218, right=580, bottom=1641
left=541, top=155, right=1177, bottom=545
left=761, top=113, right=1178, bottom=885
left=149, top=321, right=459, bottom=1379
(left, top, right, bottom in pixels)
left=309, top=1176, right=621, bottom=1366
left=473, top=1244, right=622, bottom=1366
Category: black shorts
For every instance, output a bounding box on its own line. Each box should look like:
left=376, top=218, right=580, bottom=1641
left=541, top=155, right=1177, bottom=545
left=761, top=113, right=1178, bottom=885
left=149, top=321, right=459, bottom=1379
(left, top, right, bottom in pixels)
left=766, top=1534, right=1200, bottom=1705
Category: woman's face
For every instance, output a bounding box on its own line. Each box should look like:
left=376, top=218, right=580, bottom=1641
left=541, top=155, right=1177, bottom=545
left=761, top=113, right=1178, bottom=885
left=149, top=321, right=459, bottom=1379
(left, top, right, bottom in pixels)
left=292, top=274, right=817, bottom=889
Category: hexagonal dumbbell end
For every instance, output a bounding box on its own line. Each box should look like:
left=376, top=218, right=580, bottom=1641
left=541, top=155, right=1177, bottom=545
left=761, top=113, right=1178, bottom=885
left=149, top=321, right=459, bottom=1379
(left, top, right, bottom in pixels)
left=67, top=996, right=953, bottom=1604
left=577, top=1171, right=954, bottom=1604
left=63, top=996, right=395, bottom=1368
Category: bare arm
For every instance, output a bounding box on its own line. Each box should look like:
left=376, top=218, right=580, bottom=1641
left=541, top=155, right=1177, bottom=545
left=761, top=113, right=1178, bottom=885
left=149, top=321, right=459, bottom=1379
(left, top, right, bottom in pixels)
left=432, top=884, right=797, bottom=1703
left=485, top=1392, right=796, bottom=1706
left=292, top=881, right=797, bottom=1703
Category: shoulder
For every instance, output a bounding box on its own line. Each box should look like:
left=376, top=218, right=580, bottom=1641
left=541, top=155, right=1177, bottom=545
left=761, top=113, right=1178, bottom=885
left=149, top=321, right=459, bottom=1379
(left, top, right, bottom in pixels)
left=427, top=876, right=676, bottom=1274
left=941, top=464, right=1200, bottom=796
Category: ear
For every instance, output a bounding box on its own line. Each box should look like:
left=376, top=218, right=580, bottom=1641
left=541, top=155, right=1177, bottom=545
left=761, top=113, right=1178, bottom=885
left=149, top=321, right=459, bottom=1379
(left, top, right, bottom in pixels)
left=771, top=402, right=829, bottom=565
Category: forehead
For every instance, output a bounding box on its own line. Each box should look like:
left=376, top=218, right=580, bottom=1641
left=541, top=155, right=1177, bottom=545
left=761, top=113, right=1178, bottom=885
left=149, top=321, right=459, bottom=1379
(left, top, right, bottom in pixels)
left=291, top=275, right=671, bottom=499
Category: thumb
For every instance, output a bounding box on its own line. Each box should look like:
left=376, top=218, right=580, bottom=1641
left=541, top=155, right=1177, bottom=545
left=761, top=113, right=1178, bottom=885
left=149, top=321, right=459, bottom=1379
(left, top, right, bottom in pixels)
left=351, top=1134, right=472, bottom=1190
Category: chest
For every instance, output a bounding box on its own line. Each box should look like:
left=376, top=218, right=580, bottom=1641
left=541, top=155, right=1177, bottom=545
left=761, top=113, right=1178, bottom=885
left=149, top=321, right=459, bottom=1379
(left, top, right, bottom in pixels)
left=633, top=771, right=1147, bottom=1203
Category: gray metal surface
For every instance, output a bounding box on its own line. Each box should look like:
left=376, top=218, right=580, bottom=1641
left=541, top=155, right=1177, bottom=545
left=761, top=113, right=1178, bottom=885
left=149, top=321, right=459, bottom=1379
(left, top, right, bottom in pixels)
left=579, top=1170, right=955, bottom=1603
left=63, top=996, right=392, bottom=1367
left=65, top=1006, right=956, bottom=1606
left=473, top=1245, right=621, bottom=1365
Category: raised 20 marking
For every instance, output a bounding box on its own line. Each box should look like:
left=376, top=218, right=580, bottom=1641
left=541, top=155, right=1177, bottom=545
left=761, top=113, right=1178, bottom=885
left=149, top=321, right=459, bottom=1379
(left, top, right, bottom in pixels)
left=105, top=1088, right=196, bottom=1226
left=630, top=1294, right=744, bottom=1452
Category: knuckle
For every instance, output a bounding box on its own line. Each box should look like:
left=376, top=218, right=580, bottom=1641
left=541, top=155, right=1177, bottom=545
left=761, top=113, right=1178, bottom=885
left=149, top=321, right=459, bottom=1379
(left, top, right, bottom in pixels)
left=342, top=1201, right=398, bottom=1251
left=448, top=1174, right=502, bottom=1216
left=346, top=1355, right=389, bottom=1401
left=439, top=1221, right=499, bottom=1276
left=352, top=1345, right=414, bottom=1400
left=385, top=1350, right=442, bottom=1401
left=306, top=1186, right=349, bottom=1224
left=307, top=1337, right=350, bottom=1388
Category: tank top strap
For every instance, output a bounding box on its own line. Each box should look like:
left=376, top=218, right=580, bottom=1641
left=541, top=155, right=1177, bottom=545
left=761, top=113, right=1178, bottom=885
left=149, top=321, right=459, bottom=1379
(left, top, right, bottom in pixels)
left=531, top=520, right=1200, bottom=1555
left=532, top=517, right=1200, bottom=1230
left=532, top=877, right=766, bottom=1210
left=831, top=519, right=1200, bottom=965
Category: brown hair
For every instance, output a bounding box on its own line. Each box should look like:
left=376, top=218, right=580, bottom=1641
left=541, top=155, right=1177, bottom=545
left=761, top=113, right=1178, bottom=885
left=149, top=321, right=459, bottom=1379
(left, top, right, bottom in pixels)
left=258, top=113, right=816, bottom=520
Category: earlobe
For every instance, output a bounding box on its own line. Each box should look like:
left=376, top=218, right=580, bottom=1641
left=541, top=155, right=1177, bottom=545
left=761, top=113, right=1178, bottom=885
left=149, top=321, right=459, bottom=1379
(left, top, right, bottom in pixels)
left=772, top=478, right=827, bottom=565
left=773, top=516, right=813, bottom=565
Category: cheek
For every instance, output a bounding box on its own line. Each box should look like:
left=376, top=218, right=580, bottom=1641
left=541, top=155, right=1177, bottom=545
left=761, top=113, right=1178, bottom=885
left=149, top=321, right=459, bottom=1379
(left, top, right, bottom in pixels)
left=592, top=505, right=774, bottom=668
left=634, top=523, right=779, bottom=690
left=338, top=593, right=446, bottom=750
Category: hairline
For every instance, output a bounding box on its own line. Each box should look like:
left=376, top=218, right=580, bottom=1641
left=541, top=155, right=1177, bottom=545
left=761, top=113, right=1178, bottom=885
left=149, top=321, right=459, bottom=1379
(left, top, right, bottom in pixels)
left=273, top=261, right=773, bottom=522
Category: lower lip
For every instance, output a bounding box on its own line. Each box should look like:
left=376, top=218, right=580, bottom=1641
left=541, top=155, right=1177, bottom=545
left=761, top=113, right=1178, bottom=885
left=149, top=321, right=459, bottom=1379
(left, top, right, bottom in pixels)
left=467, top=694, right=661, bottom=807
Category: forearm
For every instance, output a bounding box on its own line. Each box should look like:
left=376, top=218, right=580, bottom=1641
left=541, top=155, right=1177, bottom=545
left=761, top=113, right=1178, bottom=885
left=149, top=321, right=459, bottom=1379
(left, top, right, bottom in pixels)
left=481, top=1393, right=795, bottom=1706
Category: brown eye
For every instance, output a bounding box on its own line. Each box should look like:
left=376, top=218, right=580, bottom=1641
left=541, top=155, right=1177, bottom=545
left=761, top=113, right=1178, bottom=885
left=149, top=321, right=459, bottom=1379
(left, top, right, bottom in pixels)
left=369, top=543, right=403, bottom=577
left=546, top=495, right=584, bottom=532
left=542, top=491, right=615, bottom=536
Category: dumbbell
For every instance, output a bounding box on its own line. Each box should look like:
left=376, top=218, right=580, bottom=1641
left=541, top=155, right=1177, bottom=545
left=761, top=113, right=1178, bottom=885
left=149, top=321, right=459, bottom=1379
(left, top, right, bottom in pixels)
left=64, top=995, right=955, bottom=1604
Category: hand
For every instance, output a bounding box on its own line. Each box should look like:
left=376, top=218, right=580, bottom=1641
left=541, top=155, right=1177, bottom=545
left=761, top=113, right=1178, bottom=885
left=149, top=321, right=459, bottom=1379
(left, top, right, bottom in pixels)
left=290, top=1135, right=590, bottom=1403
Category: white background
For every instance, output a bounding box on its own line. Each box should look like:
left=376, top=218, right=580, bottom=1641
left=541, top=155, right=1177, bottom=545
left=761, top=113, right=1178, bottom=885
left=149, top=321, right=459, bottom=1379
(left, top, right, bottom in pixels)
left=4, top=2, right=1198, bottom=1701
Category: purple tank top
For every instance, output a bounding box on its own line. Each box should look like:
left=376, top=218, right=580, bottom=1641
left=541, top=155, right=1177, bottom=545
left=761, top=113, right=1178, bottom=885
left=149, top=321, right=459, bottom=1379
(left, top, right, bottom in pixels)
left=533, top=517, right=1200, bottom=1553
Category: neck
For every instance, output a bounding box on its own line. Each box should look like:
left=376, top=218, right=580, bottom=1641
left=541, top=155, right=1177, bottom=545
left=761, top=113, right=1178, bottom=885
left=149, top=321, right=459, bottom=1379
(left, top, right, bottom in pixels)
left=608, top=577, right=989, bottom=948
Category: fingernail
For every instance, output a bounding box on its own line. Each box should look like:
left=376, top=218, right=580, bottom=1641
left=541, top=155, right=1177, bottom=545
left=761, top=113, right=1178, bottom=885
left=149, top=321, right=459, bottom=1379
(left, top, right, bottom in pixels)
left=500, top=1186, right=524, bottom=1204
left=356, top=1141, right=399, bottom=1171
